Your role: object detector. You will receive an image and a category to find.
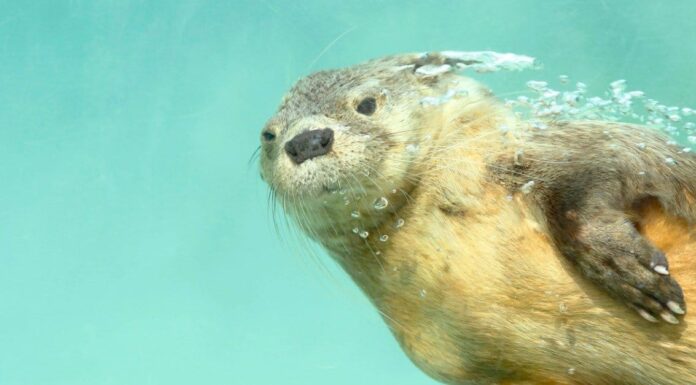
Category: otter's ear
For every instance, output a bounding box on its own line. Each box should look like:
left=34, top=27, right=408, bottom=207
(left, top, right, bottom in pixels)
left=380, top=51, right=539, bottom=78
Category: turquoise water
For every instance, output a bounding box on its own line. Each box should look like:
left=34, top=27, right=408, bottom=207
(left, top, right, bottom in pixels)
left=2, top=1, right=696, bottom=384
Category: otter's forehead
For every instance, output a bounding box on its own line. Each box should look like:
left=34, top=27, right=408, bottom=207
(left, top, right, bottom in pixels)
left=274, top=65, right=398, bottom=122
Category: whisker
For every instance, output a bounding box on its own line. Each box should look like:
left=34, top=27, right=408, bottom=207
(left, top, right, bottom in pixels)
left=248, top=145, right=262, bottom=168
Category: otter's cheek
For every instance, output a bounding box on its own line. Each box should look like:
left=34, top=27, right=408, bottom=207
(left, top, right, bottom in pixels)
left=330, top=130, right=369, bottom=168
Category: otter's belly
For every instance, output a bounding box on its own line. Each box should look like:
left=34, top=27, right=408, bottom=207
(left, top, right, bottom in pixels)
left=377, top=202, right=572, bottom=384
left=377, top=198, right=696, bottom=385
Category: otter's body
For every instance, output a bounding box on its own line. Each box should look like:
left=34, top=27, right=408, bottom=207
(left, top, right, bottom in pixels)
left=259, top=52, right=696, bottom=384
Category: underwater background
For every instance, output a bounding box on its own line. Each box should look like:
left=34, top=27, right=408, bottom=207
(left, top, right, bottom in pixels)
left=2, top=1, right=696, bottom=384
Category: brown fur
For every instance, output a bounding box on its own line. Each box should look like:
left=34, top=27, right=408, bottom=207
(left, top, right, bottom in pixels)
left=259, top=52, right=696, bottom=384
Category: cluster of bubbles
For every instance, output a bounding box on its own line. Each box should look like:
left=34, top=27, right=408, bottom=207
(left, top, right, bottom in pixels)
left=503, top=76, right=696, bottom=195
left=505, top=76, right=696, bottom=150
left=351, top=196, right=405, bottom=242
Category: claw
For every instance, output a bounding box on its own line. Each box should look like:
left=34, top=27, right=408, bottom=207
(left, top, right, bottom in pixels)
left=660, top=311, right=680, bottom=325
left=667, top=301, right=686, bottom=315
left=650, top=251, right=669, bottom=275
left=637, top=308, right=658, bottom=323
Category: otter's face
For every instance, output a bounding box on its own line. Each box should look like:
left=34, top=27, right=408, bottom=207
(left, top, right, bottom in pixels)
left=259, top=65, right=432, bottom=202
left=258, top=51, right=534, bottom=232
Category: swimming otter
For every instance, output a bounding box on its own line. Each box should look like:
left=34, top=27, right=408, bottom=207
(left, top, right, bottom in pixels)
left=258, top=51, right=696, bottom=384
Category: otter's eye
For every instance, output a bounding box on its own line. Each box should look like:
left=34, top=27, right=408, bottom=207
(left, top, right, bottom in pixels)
left=356, top=97, right=377, bottom=116
left=262, top=131, right=276, bottom=141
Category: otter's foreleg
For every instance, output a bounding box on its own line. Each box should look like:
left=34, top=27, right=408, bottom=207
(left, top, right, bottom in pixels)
left=550, top=200, right=686, bottom=323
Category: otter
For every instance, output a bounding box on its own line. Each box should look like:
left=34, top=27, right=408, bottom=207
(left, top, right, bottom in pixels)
left=258, top=51, right=696, bottom=384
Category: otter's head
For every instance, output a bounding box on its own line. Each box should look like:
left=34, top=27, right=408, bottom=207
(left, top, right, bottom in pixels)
left=259, top=51, right=536, bottom=238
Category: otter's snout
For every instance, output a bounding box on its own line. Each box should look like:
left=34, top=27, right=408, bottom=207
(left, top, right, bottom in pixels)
left=284, top=128, right=334, bottom=165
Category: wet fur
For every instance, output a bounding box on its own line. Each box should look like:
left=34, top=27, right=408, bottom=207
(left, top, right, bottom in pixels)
left=260, top=54, right=696, bottom=384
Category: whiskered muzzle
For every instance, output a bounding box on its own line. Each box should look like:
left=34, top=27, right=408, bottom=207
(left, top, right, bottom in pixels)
left=284, top=128, right=334, bottom=164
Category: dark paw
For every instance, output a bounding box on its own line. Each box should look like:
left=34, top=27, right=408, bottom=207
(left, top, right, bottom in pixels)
left=579, top=253, right=686, bottom=324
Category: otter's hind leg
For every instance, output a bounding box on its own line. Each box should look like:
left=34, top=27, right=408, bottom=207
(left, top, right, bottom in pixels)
left=550, top=198, right=686, bottom=323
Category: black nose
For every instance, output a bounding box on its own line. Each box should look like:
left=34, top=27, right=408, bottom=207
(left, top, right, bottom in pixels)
left=284, top=128, right=334, bottom=164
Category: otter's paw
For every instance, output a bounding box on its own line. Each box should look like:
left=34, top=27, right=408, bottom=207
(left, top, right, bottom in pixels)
left=578, top=251, right=686, bottom=324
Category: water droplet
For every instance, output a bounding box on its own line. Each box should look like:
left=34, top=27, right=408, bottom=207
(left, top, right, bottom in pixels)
left=394, top=218, right=405, bottom=228
left=559, top=302, right=568, bottom=313
left=351, top=210, right=360, bottom=218
left=379, top=234, right=389, bottom=242
left=514, top=149, right=524, bottom=165
left=520, top=180, right=536, bottom=194
left=359, top=230, right=369, bottom=239
left=373, top=197, right=389, bottom=210
left=406, top=143, right=420, bottom=154
left=532, top=121, right=548, bottom=130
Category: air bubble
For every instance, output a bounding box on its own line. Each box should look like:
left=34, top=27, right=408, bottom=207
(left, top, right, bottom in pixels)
left=373, top=197, right=389, bottom=210
left=351, top=210, right=360, bottom=218
left=419, top=289, right=427, bottom=298
left=636, top=142, right=646, bottom=149
left=559, top=302, right=568, bottom=313
left=352, top=227, right=359, bottom=234
left=394, top=218, right=405, bottom=228
left=520, top=180, right=536, bottom=194
left=567, top=368, right=576, bottom=375
left=665, top=157, right=677, bottom=165
left=379, top=234, right=389, bottom=242
left=559, top=75, right=569, bottom=84
left=406, top=143, right=420, bottom=154
left=532, top=121, right=548, bottom=130
left=359, top=230, right=369, bottom=239
left=526, top=80, right=548, bottom=91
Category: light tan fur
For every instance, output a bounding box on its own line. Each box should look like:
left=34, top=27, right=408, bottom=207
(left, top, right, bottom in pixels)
left=259, top=52, right=696, bottom=384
